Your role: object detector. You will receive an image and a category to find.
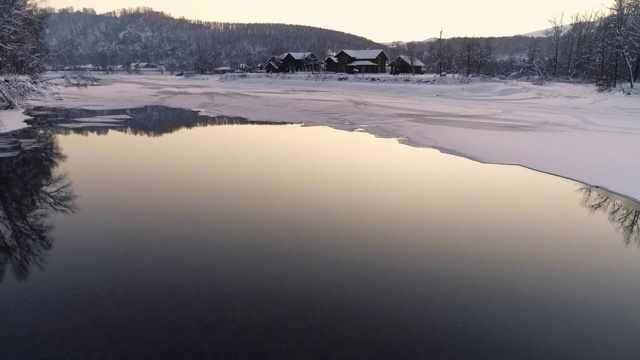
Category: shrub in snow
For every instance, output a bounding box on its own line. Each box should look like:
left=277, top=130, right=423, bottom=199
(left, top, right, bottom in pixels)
left=0, top=77, right=47, bottom=110
left=59, top=72, right=101, bottom=87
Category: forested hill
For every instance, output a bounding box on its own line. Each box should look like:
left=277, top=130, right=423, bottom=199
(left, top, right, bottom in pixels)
left=44, top=7, right=384, bottom=71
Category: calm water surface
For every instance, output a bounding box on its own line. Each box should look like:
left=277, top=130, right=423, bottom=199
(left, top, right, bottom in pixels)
left=1, top=107, right=639, bottom=359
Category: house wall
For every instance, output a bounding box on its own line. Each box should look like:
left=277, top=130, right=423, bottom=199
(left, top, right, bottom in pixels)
left=392, top=58, right=424, bottom=74
left=325, top=60, right=339, bottom=72
left=282, top=55, right=318, bottom=72
left=374, top=54, right=387, bottom=73
left=281, top=55, right=296, bottom=72
left=336, top=53, right=353, bottom=73
left=395, top=59, right=413, bottom=74
left=305, top=55, right=321, bottom=72
left=265, top=63, right=278, bottom=73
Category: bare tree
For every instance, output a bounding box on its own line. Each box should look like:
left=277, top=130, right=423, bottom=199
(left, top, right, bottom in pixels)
left=194, top=41, right=210, bottom=74
left=570, top=11, right=600, bottom=80
left=527, top=38, right=545, bottom=79
left=610, top=0, right=634, bottom=88
left=546, top=13, right=564, bottom=77
left=626, top=0, right=640, bottom=81
left=475, top=39, right=493, bottom=75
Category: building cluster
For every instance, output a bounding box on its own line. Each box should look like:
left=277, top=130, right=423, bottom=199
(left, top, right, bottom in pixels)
left=48, top=50, right=427, bottom=75
left=264, top=49, right=425, bottom=74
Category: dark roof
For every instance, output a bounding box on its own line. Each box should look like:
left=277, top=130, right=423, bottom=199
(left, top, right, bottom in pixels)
left=265, top=60, right=280, bottom=67
left=288, top=52, right=316, bottom=60
left=391, top=55, right=425, bottom=67
left=337, top=49, right=389, bottom=60
left=276, top=52, right=316, bottom=61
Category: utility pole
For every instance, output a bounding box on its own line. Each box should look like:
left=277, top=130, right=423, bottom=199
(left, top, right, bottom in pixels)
left=438, top=29, right=443, bottom=76
left=391, top=40, right=401, bottom=75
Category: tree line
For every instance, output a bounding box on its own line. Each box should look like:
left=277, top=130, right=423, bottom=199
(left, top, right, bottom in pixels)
left=400, top=0, right=640, bottom=89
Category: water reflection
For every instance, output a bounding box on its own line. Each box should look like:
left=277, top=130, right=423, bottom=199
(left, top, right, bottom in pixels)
left=1, top=106, right=287, bottom=281
left=0, top=128, right=77, bottom=282
left=25, top=106, right=290, bottom=137
left=2, top=119, right=640, bottom=358
left=578, top=187, right=640, bottom=246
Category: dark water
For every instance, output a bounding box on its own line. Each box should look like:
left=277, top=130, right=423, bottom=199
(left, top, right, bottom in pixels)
left=1, top=106, right=639, bottom=359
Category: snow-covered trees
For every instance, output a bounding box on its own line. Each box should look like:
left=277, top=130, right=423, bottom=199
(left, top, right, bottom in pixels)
left=546, top=13, right=564, bottom=77
left=411, top=0, right=640, bottom=87
left=537, top=0, right=640, bottom=88
left=405, top=41, right=420, bottom=75
left=0, top=0, right=47, bottom=109
left=43, top=8, right=382, bottom=73
left=0, top=0, right=46, bottom=76
left=194, top=42, right=211, bottom=74
left=420, top=36, right=542, bottom=78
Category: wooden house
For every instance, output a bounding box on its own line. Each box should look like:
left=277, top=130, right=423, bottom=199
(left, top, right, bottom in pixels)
left=389, top=55, right=425, bottom=74
left=334, top=50, right=389, bottom=74
left=264, top=56, right=282, bottom=73
left=325, top=56, right=339, bottom=73
left=262, top=52, right=320, bottom=73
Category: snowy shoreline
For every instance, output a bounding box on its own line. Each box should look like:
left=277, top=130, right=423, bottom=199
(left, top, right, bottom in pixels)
left=4, top=72, right=640, bottom=201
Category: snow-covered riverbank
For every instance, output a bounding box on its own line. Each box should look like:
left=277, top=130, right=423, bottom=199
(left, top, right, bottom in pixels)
left=5, top=72, right=640, bottom=201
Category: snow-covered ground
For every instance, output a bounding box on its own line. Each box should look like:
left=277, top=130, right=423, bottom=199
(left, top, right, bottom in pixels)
left=0, top=109, right=32, bottom=133
left=5, top=72, right=640, bottom=201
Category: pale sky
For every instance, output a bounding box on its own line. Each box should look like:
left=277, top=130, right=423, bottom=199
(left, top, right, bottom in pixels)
left=45, top=0, right=609, bottom=42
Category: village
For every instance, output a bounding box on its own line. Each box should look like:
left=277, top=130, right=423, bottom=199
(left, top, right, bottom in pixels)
left=264, top=50, right=425, bottom=75
left=47, top=49, right=427, bottom=76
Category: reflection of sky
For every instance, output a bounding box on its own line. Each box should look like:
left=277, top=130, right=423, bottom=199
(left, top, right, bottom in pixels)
left=4, top=124, right=640, bottom=358
left=58, top=124, right=640, bottom=280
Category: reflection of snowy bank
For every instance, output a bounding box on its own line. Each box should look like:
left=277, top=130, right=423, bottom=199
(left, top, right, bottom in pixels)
left=25, top=106, right=290, bottom=137
left=16, top=73, right=640, bottom=202
left=57, top=122, right=124, bottom=129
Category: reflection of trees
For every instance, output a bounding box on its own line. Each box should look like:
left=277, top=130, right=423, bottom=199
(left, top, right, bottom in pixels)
left=0, top=128, right=77, bottom=282
left=26, top=106, right=290, bottom=138
left=578, top=187, right=640, bottom=246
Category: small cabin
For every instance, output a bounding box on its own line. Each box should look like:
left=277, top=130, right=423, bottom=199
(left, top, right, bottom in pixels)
left=213, top=67, right=232, bottom=74
left=389, top=56, right=425, bottom=74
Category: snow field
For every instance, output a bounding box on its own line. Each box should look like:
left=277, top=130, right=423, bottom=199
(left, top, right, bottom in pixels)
left=9, top=72, right=640, bottom=201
